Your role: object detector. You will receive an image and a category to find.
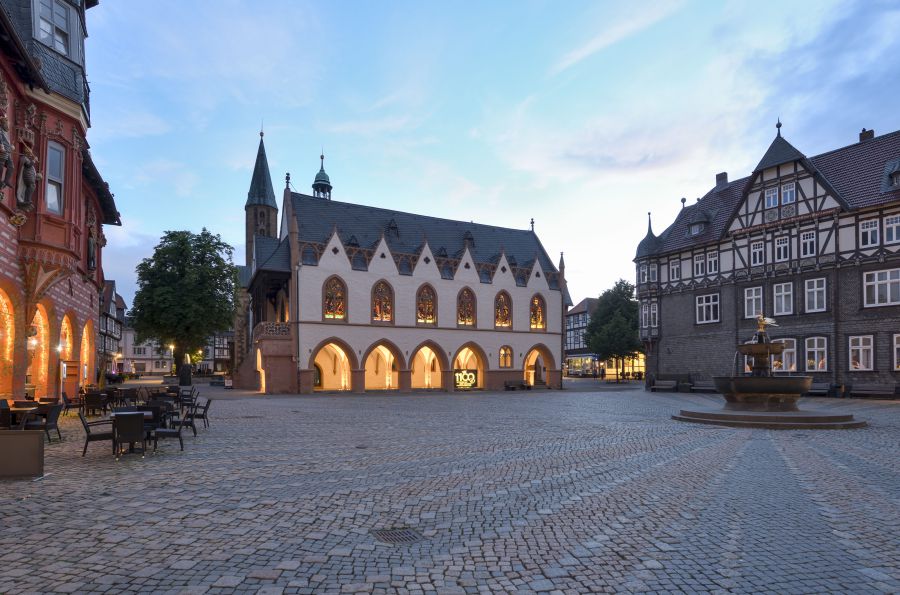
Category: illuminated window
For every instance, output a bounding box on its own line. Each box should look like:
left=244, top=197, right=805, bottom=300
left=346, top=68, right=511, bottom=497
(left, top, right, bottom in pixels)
left=529, top=295, right=546, bottom=330
left=323, top=277, right=347, bottom=320
left=849, top=335, right=874, bottom=371
left=499, top=346, right=512, bottom=368
left=457, top=288, right=475, bottom=326
left=416, top=285, right=436, bottom=325
left=494, top=292, right=512, bottom=328
left=772, top=338, right=796, bottom=372
left=894, top=335, right=900, bottom=371
left=805, top=337, right=827, bottom=371
left=371, top=281, right=393, bottom=322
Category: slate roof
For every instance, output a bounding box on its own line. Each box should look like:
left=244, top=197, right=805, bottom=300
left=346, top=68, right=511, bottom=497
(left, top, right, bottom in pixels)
left=568, top=297, right=598, bottom=316
left=290, top=193, right=558, bottom=274
left=246, top=135, right=278, bottom=208
left=638, top=129, right=900, bottom=259
left=252, top=234, right=291, bottom=274
left=82, top=148, right=120, bottom=225
left=236, top=265, right=252, bottom=288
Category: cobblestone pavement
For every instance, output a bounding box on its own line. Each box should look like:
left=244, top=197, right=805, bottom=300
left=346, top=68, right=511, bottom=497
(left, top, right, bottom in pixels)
left=1, top=389, right=898, bottom=594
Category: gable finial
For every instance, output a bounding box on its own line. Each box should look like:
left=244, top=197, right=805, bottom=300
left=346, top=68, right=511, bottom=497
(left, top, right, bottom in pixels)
left=260, top=118, right=264, bottom=138
left=285, top=172, right=290, bottom=189
left=776, top=118, right=782, bottom=137
left=530, top=217, right=534, bottom=231
left=320, top=148, right=325, bottom=171
left=680, top=197, right=686, bottom=209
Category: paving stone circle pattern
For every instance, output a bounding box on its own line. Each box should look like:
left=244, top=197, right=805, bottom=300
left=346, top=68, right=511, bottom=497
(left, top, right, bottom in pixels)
left=1, top=388, right=898, bottom=594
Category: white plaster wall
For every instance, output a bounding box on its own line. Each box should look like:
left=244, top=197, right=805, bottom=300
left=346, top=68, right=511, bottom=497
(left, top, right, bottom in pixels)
left=295, top=232, right=562, bottom=371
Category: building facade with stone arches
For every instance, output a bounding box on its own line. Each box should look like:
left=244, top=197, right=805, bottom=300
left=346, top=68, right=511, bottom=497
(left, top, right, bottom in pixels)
left=0, top=2, right=118, bottom=402
left=234, top=134, right=569, bottom=393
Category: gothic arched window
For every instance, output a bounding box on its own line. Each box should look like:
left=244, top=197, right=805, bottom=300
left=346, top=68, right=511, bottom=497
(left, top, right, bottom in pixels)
left=499, top=346, right=513, bottom=368
left=457, top=288, right=476, bottom=326
left=416, top=285, right=436, bottom=325
left=494, top=291, right=512, bottom=328
left=530, top=294, right=546, bottom=330
left=371, top=281, right=393, bottom=323
left=323, top=276, right=347, bottom=320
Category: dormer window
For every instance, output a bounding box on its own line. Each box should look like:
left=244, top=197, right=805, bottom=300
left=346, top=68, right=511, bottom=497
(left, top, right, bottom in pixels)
left=892, top=172, right=900, bottom=188
left=689, top=223, right=704, bottom=236
left=37, top=0, right=70, bottom=56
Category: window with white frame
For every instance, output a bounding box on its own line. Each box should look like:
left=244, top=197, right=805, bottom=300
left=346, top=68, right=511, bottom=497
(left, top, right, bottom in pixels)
left=45, top=142, right=64, bottom=215
left=849, top=335, right=874, bottom=370
left=650, top=303, right=658, bottom=327
left=772, top=338, right=797, bottom=372
left=863, top=268, right=900, bottom=307
left=894, top=335, right=900, bottom=370
left=781, top=182, right=796, bottom=204
left=775, top=236, right=789, bottom=262
left=641, top=304, right=649, bottom=328
left=696, top=293, right=719, bottom=324
left=805, top=337, right=827, bottom=371
left=860, top=219, right=879, bottom=248
left=707, top=251, right=719, bottom=275
left=669, top=260, right=681, bottom=281
left=773, top=282, right=793, bottom=315
left=800, top=231, right=816, bottom=258
left=885, top=215, right=900, bottom=245
left=649, top=263, right=657, bottom=282
left=765, top=187, right=778, bottom=209
left=639, top=264, right=647, bottom=284
left=805, top=278, right=826, bottom=312
left=750, top=241, right=764, bottom=266
left=744, top=287, right=762, bottom=318
left=689, top=223, right=703, bottom=236
left=694, top=253, right=706, bottom=277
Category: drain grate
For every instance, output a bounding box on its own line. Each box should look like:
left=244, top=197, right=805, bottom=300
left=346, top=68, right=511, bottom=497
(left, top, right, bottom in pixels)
left=370, top=527, right=424, bottom=545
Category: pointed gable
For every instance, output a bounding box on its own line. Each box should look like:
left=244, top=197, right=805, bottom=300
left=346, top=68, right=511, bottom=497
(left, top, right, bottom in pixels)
left=413, top=242, right=441, bottom=280
left=454, top=247, right=480, bottom=284
left=368, top=237, right=399, bottom=276
left=754, top=134, right=806, bottom=173
left=246, top=134, right=277, bottom=208
left=319, top=229, right=351, bottom=270
left=527, top=260, right=550, bottom=291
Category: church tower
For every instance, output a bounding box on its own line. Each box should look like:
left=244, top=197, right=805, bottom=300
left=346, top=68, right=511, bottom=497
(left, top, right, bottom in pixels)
left=312, top=153, right=332, bottom=199
left=245, top=131, right=278, bottom=267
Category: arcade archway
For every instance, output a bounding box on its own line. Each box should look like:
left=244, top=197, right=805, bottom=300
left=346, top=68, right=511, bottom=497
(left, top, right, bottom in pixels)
left=79, top=320, right=95, bottom=387
left=256, top=348, right=266, bottom=393
left=410, top=344, right=444, bottom=389
left=0, top=289, right=14, bottom=395
left=524, top=344, right=555, bottom=387
left=453, top=344, right=486, bottom=389
left=312, top=342, right=352, bottom=391
left=363, top=342, right=404, bottom=390
left=28, top=305, right=50, bottom=398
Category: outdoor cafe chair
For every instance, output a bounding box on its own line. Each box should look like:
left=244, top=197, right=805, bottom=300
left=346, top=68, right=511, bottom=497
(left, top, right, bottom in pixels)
left=84, top=392, right=106, bottom=417
left=0, top=400, right=10, bottom=429
left=78, top=411, right=114, bottom=456
left=61, top=391, right=82, bottom=416
left=153, top=411, right=188, bottom=452
left=25, top=403, right=63, bottom=442
left=113, top=412, right=147, bottom=459
left=193, top=398, right=212, bottom=429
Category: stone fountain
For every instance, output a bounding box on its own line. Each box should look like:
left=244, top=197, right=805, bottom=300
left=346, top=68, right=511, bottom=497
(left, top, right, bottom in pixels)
left=673, top=315, right=866, bottom=429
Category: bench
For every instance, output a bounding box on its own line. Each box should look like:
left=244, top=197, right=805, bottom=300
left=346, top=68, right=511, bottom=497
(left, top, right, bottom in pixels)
left=649, top=380, right=678, bottom=392
left=805, top=382, right=830, bottom=397
left=690, top=380, right=717, bottom=393
left=848, top=383, right=897, bottom=398
left=208, top=377, right=226, bottom=387
left=504, top=381, right=531, bottom=391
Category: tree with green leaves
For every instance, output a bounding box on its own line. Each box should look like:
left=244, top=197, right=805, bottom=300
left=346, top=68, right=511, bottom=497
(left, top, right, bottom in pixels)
left=584, top=279, right=643, bottom=382
left=130, top=229, right=238, bottom=372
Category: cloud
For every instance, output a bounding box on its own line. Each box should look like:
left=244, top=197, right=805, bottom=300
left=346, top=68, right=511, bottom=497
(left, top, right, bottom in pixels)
left=90, top=109, right=171, bottom=142
left=551, top=1, right=682, bottom=75
left=132, top=159, right=200, bottom=198
left=324, top=115, right=416, bottom=136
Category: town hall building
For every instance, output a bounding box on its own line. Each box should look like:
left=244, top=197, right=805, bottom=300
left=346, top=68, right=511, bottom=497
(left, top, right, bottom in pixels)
left=635, top=123, right=900, bottom=390
left=234, top=133, right=569, bottom=394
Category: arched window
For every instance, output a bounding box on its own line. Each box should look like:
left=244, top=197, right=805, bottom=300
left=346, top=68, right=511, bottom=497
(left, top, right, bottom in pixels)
left=494, top=291, right=512, bottom=328
left=530, top=294, right=546, bottom=330
left=457, top=288, right=476, bottom=326
left=416, top=285, right=436, bottom=325
left=499, top=346, right=513, bottom=368
left=371, top=281, right=393, bottom=323
left=323, top=277, right=347, bottom=320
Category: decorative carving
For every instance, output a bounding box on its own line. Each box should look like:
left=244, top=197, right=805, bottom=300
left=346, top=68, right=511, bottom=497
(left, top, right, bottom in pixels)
left=261, top=322, right=289, bottom=336
left=87, top=235, right=96, bottom=270
left=8, top=210, right=26, bottom=227
left=781, top=204, right=796, bottom=218
left=764, top=209, right=779, bottom=223
left=54, top=118, right=64, bottom=136
left=0, top=116, right=14, bottom=189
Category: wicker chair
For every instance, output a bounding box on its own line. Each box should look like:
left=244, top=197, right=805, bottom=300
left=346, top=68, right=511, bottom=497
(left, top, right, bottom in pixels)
left=25, top=403, right=64, bottom=442
left=113, top=412, right=147, bottom=459
left=78, top=411, right=114, bottom=456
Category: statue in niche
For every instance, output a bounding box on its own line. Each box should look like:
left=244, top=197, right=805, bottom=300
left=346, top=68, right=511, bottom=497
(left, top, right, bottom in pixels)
left=0, top=117, right=13, bottom=189
left=16, top=145, right=39, bottom=210
left=87, top=233, right=96, bottom=271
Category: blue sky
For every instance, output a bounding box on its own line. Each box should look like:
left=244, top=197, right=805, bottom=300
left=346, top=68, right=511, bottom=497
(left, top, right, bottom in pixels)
left=87, top=0, right=900, bottom=308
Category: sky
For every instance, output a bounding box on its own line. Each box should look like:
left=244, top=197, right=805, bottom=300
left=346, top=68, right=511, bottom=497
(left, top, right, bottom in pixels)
left=86, top=0, right=900, bottom=308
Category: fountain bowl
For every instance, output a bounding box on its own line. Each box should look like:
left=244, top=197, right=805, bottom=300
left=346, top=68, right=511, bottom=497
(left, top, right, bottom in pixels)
left=713, top=375, right=812, bottom=412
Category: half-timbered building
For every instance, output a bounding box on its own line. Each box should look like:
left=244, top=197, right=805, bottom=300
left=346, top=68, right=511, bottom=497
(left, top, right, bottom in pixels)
left=635, top=124, right=900, bottom=388
left=233, top=134, right=569, bottom=394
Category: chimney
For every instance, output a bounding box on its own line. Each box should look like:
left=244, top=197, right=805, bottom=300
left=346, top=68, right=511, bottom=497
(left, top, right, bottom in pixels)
left=859, top=128, right=875, bottom=142
left=715, top=172, right=728, bottom=187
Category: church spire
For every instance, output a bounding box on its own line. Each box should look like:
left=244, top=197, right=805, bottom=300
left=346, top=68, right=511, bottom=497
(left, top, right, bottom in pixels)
left=246, top=132, right=277, bottom=208
left=312, top=152, right=333, bottom=199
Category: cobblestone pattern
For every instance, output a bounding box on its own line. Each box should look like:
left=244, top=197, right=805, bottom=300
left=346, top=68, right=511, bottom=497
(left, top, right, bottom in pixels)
left=1, top=390, right=898, bottom=594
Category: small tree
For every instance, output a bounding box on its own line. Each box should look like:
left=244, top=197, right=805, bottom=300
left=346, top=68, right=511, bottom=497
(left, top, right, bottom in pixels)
left=130, top=229, right=237, bottom=371
left=585, top=279, right=643, bottom=382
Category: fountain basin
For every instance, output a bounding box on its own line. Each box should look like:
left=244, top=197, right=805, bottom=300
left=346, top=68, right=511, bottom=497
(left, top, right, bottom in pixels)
left=713, top=375, right=812, bottom=412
